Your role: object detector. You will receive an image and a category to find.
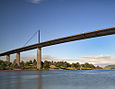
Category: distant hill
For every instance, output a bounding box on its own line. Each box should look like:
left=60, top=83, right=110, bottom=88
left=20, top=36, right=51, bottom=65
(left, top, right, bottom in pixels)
left=104, top=65, right=115, bottom=70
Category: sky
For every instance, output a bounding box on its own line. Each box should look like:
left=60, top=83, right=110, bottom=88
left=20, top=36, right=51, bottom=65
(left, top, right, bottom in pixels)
left=0, top=0, right=115, bottom=66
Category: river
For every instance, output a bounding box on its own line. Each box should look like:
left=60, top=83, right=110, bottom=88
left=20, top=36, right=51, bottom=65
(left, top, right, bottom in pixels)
left=0, top=70, right=115, bottom=89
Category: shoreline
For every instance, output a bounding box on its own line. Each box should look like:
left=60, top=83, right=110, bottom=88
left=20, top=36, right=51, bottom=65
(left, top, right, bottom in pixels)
left=0, top=69, right=113, bottom=71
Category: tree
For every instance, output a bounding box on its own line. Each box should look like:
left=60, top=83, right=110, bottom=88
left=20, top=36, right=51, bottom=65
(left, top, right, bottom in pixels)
left=96, top=66, right=102, bottom=69
left=81, top=63, right=96, bottom=69
left=41, top=61, right=44, bottom=68
left=71, top=62, right=80, bottom=69
left=0, top=60, right=6, bottom=70
left=33, top=59, right=37, bottom=65
left=43, top=60, right=50, bottom=69
left=10, top=59, right=20, bottom=69
left=0, top=59, right=103, bottom=70
left=20, top=61, right=25, bottom=69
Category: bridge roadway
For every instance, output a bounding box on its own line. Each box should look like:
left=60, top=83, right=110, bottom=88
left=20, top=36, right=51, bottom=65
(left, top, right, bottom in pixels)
left=0, top=27, right=115, bottom=69
left=0, top=27, right=115, bottom=56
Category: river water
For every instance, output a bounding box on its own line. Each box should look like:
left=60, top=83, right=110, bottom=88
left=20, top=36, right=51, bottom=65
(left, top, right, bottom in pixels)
left=0, top=70, right=115, bottom=89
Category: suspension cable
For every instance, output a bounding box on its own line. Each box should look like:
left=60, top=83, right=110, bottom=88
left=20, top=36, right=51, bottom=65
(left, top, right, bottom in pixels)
left=23, top=29, right=60, bottom=47
left=23, top=30, right=38, bottom=47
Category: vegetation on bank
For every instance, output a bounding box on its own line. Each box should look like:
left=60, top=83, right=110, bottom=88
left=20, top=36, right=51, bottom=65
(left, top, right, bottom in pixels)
left=104, top=65, right=115, bottom=70
left=0, top=59, right=103, bottom=70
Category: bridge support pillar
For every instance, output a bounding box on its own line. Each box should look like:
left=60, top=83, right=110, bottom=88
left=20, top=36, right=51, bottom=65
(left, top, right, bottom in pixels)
left=6, top=54, right=10, bottom=62
left=37, top=47, right=41, bottom=69
left=16, top=52, right=20, bottom=65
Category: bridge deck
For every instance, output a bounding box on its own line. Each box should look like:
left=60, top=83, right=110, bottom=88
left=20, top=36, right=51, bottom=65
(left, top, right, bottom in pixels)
left=0, top=27, right=115, bottom=56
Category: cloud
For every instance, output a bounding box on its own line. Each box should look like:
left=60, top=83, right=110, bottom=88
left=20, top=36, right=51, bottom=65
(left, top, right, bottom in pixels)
left=27, top=0, right=65, bottom=4
left=21, top=56, right=36, bottom=62
left=42, top=55, right=115, bottom=67
left=80, top=55, right=115, bottom=67
left=42, top=55, right=83, bottom=63
left=21, top=54, right=115, bottom=67
left=1, top=54, right=114, bottom=67
left=27, top=0, right=42, bottom=4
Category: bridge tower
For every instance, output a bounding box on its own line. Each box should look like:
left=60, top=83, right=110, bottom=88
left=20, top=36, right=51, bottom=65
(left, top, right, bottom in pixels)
left=37, top=30, right=41, bottom=69
left=6, top=54, right=10, bottom=62
left=16, top=52, right=20, bottom=65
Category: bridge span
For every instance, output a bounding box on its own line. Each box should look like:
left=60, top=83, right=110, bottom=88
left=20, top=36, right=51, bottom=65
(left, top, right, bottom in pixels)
left=0, top=27, right=115, bottom=69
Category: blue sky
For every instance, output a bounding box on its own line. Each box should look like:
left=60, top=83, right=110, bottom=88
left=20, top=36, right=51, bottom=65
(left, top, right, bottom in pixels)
left=0, top=0, right=115, bottom=65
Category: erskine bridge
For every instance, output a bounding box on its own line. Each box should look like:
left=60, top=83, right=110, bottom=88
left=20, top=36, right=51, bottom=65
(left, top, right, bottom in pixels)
left=0, top=27, right=115, bottom=69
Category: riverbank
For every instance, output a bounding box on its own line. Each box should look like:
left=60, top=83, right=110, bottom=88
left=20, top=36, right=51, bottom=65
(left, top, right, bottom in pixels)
left=0, top=68, right=106, bottom=71
left=0, top=60, right=103, bottom=70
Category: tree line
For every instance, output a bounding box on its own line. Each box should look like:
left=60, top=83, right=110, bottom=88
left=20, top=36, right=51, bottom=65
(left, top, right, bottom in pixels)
left=0, top=59, right=103, bottom=70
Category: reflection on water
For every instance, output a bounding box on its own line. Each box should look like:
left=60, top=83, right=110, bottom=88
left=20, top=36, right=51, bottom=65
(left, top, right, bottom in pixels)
left=0, top=70, right=115, bottom=89
left=15, top=72, right=21, bottom=89
left=37, top=71, right=42, bottom=89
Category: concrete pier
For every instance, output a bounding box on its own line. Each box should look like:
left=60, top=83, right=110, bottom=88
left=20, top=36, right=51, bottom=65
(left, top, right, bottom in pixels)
left=16, top=52, right=20, bottom=65
left=6, top=54, right=10, bottom=62
left=37, top=47, right=41, bottom=69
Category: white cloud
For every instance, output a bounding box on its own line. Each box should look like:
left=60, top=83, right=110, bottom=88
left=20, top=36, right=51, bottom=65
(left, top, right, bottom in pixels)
left=1, top=54, right=115, bottom=67
left=27, top=0, right=65, bottom=4
left=21, top=55, right=36, bottom=62
left=80, top=55, right=115, bottom=67
left=27, top=0, right=41, bottom=4
left=42, top=55, right=115, bottom=67
left=42, top=55, right=83, bottom=63
left=20, top=54, right=115, bottom=67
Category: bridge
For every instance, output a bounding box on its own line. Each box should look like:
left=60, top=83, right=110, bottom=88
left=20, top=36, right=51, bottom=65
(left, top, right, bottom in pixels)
left=0, top=27, right=115, bottom=69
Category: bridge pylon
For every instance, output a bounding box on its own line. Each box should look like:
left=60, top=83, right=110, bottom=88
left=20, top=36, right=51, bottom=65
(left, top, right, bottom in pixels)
left=16, top=52, right=20, bottom=65
left=37, top=47, right=41, bottom=69
left=6, top=54, right=10, bottom=62
left=37, top=30, right=41, bottom=69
